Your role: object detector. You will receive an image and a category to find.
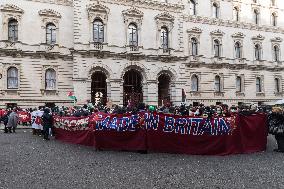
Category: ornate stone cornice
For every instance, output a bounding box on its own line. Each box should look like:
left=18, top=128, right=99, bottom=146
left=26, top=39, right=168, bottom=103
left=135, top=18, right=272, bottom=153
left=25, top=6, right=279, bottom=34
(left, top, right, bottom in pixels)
left=210, top=29, right=224, bottom=36
left=38, top=9, right=61, bottom=18
left=252, top=34, right=265, bottom=41
left=271, top=37, right=283, bottom=43
left=87, top=2, right=109, bottom=15
left=231, top=32, right=245, bottom=38
left=187, top=27, right=202, bottom=34
left=155, top=12, right=175, bottom=22
left=122, top=7, right=144, bottom=19
left=26, top=0, right=72, bottom=6
left=98, top=0, right=184, bottom=13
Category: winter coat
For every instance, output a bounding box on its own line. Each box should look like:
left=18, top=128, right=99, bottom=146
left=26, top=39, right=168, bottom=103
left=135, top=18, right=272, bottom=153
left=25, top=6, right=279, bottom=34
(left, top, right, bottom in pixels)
left=268, top=113, right=284, bottom=136
left=42, top=113, right=53, bottom=129
left=7, top=112, right=19, bottom=128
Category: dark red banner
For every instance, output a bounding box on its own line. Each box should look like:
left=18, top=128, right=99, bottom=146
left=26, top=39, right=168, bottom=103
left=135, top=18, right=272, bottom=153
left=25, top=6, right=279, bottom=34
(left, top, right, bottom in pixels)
left=54, top=112, right=268, bottom=155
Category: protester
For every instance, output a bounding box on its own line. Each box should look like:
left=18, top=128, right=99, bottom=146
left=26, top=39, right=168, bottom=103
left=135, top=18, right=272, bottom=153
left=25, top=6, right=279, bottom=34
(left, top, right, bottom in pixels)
left=6, top=108, right=19, bottom=133
left=2, top=110, right=11, bottom=133
left=41, top=108, right=53, bottom=140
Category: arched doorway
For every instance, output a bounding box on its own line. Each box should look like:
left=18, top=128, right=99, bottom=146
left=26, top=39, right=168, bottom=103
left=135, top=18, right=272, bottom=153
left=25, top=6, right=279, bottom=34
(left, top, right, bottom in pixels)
left=91, top=71, right=107, bottom=106
left=158, top=74, right=171, bottom=106
left=123, top=69, right=143, bottom=107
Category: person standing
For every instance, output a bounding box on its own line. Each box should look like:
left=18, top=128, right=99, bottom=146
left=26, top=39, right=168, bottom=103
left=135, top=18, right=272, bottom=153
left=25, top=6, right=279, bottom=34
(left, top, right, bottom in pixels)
left=42, top=108, right=53, bottom=140
left=3, top=110, right=11, bottom=133
left=7, top=108, right=19, bottom=133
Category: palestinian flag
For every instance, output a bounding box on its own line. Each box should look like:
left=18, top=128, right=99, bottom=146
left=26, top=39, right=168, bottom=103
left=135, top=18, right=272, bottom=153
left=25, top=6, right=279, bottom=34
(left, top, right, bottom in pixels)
left=67, top=91, right=77, bottom=102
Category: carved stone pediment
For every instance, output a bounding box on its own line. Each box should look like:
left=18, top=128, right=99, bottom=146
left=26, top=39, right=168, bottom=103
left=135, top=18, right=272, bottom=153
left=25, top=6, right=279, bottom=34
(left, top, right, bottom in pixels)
left=210, top=29, right=224, bottom=36
left=231, top=32, right=245, bottom=38
left=252, top=34, right=265, bottom=41
left=0, top=4, right=24, bottom=14
left=122, top=7, right=143, bottom=18
left=271, top=37, right=282, bottom=43
left=87, top=2, right=109, bottom=22
left=187, top=27, right=202, bottom=34
left=155, top=12, right=175, bottom=22
left=87, top=2, right=109, bottom=15
left=39, top=9, right=61, bottom=18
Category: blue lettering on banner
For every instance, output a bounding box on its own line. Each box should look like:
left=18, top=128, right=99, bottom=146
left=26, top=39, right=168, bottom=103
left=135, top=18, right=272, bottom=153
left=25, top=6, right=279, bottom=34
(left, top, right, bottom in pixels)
left=144, top=113, right=159, bottom=130
left=164, top=116, right=175, bottom=132
left=129, top=115, right=139, bottom=131
left=175, top=118, right=187, bottom=134
left=109, top=117, right=118, bottom=130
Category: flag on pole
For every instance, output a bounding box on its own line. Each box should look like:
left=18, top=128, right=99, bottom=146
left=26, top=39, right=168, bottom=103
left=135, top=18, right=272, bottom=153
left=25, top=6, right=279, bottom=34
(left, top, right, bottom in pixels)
left=67, top=91, right=77, bottom=105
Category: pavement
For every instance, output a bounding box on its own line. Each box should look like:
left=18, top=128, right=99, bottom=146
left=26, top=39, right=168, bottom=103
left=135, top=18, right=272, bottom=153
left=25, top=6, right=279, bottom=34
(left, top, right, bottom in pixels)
left=0, top=129, right=283, bottom=189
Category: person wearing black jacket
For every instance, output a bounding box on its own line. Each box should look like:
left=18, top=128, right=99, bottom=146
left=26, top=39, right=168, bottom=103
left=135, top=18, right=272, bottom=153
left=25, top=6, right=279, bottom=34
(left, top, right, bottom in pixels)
left=42, top=108, right=53, bottom=140
left=3, top=111, right=11, bottom=133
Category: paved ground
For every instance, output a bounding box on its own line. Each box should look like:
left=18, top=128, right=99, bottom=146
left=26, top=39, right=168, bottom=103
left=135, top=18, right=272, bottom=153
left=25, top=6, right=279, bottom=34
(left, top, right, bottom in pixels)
left=0, top=129, right=283, bottom=189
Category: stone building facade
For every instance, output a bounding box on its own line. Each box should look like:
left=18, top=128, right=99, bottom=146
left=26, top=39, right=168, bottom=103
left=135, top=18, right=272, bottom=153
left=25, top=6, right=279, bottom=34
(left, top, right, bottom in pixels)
left=0, top=0, right=284, bottom=108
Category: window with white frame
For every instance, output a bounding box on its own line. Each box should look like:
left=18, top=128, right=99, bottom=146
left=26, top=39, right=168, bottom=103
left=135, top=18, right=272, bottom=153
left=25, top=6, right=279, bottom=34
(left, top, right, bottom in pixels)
left=273, top=45, right=280, bottom=62
left=45, top=69, right=56, bottom=90
left=235, top=41, right=242, bottom=58
left=256, top=77, right=262, bottom=92
left=214, top=39, right=221, bottom=57
left=215, top=75, right=221, bottom=92
left=275, top=78, right=280, bottom=93
left=191, top=37, right=198, bottom=56
left=191, top=75, right=199, bottom=92
left=212, top=3, right=219, bottom=18
left=189, top=0, right=197, bottom=16
left=93, top=19, right=104, bottom=43
left=128, top=23, right=138, bottom=47
left=46, top=23, right=56, bottom=45
left=236, top=76, right=242, bottom=92
left=161, top=27, right=169, bottom=50
left=8, top=19, right=18, bottom=42
left=254, top=44, right=261, bottom=60
left=7, top=67, right=18, bottom=89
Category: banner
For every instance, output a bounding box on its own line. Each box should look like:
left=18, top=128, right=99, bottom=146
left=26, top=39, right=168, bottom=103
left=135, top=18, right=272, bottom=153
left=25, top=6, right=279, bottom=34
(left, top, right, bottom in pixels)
left=18, top=111, right=31, bottom=123
left=54, top=112, right=268, bottom=155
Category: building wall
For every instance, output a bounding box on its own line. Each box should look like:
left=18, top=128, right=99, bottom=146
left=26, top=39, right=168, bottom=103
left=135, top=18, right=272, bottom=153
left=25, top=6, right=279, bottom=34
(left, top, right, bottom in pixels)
left=0, top=0, right=284, bottom=108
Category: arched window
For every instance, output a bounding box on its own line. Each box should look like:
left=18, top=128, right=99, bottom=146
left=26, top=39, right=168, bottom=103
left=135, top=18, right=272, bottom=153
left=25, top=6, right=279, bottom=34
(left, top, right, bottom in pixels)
left=215, top=75, right=221, bottom=92
left=191, top=38, right=198, bottom=56
left=214, top=39, right=221, bottom=57
left=8, top=19, right=18, bottom=42
left=275, top=78, right=280, bottom=93
left=7, top=67, right=18, bottom=89
left=273, top=45, right=280, bottom=62
left=191, top=75, right=199, bottom=92
left=272, top=13, right=277, bottom=26
left=233, top=7, right=240, bottom=22
left=253, top=9, right=259, bottom=25
left=213, top=3, right=219, bottom=18
left=189, top=0, right=197, bottom=16
left=93, top=19, right=104, bottom=43
left=236, top=76, right=242, bottom=92
left=46, top=23, right=56, bottom=45
left=255, top=44, right=261, bottom=60
left=235, top=42, right=241, bottom=58
left=45, top=69, right=56, bottom=90
left=128, top=23, right=138, bottom=47
left=256, top=77, right=262, bottom=93
left=161, top=27, right=169, bottom=50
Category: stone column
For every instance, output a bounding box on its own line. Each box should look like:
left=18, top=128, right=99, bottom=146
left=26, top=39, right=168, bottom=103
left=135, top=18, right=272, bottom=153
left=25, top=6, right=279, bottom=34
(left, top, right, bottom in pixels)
left=109, top=79, right=123, bottom=106
left=147, top=80, right=158, bottom=106
left=73, top=78, right=88, bottom=105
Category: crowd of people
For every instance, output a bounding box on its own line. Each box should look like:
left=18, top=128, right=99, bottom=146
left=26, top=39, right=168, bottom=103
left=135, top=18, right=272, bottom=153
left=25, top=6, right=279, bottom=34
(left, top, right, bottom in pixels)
left=1, top=102, right=284, bottom=152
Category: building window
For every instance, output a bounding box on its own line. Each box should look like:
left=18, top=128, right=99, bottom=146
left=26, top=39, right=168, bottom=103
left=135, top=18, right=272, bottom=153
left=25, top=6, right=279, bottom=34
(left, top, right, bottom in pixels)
left=275, top=78, right=280, bottom=93
left=253, top=9, right=260, bottom=25
left=214, top=39, right=221, bottom=57
left=271, top=0, right=276, bottom=6
left=191, top=75, right=199, bottom=92
left=233, top=7, right=240, bottom=22
left=128, top=23, right=138, bottom=47
left=191, top=38, right=198, bottom=56
left=93, top=19, right=104, bottom=43
left=256, top=77, right=262, bottom=93
left=235, top=42, right=241, bottom=58
left=189, top=0, right=197, bottom=16
left=273, top=45, right=280, bottom=62
left=8, top=19, right=18, bottom=42
left=7, top=67, right=18, bottom=89
left=45, top=69, right=56, bottom=90
left=215, top=75, right=221, bottom=92
left=46, top=23, right=56, bottom=45
left=161, top=27, right=169, bottom=50
left=212, top=3, right=219, bottom=18
left=236, top=76, right=242, bottom=92
left=255, top=44, right=261, bottom=60
left=272, top=13, right=277, bottom=26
